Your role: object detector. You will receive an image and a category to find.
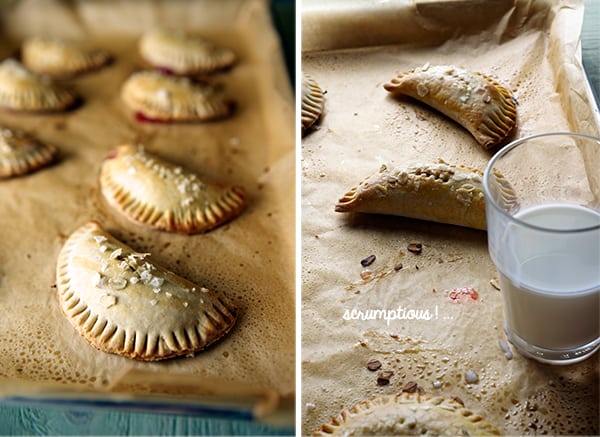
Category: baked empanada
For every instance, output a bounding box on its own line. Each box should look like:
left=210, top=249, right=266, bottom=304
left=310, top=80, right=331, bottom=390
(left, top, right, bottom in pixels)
left=302, top=72, right=324, bottom=134
left=56, top=221, right=238, bottom=361
left=121, top=71, right=232, bottom=122
left=0, top=127, right=58, bottom=178
left=99, top=144, right=246, bottom=234
left=314, top=392, right=500, bottom=436
left=384, top=64, right=517, bottom=149
left=139, top=29, right=236, bottom=75
left=22, top=36, right=111, bottom=77
left=0, top=59, right=77, bottom=112
left=335, top=160, right=516, bottom=230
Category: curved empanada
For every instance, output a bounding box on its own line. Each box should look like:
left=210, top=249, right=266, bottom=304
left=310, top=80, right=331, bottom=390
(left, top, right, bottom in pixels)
left=0, top=59, right=77, bottom=112
left=139, top=29, right=236, bottom=75
left=121, top=71, right=232, bottom=122
left=0, top=127, right=59, bottom=178
left=22, top=36, right=111, bottom=77
left=335, top=160, right=516, bottom=230
left=99, top=144, right=246, bottom=234
left=301, top=72, right=324, bottom=134
left=384, top=64, right=517, bottom=149
left=314, top=392, right=500, bottom=436
left=56, top=221, right=238, bottom=361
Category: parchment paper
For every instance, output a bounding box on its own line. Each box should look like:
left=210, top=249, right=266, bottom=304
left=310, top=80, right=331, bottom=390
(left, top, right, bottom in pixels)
left=301, top=0, right=599, bottom=434
left=0, top=0, right=295, bottom=418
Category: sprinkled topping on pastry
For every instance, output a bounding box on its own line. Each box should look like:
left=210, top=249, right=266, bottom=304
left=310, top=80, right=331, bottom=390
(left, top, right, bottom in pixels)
left=99, top=144, right=246, bottom=234
left=384, top=64, right=517, bottom=149
left=22, top=36, right=110, bottom=77
left=121, top=71, right=233, bottom=122
left=55, top=221, right=238, bottom=361
left=0, top=59, right=77, bottom=112
left=139, top=29, right=236, bottom=75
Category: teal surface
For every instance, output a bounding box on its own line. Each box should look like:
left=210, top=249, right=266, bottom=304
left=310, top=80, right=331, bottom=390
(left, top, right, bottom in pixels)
left=0, top=405, right=292, bottom=435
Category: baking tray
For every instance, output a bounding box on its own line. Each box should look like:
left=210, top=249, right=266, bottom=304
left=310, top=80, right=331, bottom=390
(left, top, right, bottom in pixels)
left=301, top=0, right=599, bottom=435
left=0, top=0, right=294, bottom=425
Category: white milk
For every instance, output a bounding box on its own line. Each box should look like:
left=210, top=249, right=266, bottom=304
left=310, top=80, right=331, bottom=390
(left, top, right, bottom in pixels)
left=498, top=204, right=600, bottom=352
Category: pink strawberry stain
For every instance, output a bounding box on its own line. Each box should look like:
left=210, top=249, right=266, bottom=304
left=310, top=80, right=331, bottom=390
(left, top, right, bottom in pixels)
left=446, top=287, right=479, bottom=303
left=134, top=112, right=168, bottom=124
left=156, top=66, right=175, bottom=75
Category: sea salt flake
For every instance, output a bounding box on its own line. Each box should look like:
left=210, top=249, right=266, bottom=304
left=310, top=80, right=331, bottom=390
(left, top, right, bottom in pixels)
left=149, top=277, right=164, bottom=288
left=108, top=277, right=127, bottom=290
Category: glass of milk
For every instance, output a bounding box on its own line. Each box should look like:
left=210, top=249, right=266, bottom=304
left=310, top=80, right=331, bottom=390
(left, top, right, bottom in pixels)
left=483, top=132, right=600, bottom=365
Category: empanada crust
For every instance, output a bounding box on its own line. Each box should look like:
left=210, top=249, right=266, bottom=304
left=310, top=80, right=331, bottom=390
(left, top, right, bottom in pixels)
left=384, top=64, right=517, bottom=149
left=140, top=29, right=237, bottom=75
left=99, top=144, right=246, bottom=234
left=22, top=36, right=110, bottom=77
left=0, top=59, right=77, bottom=112
left=0, top=127, right=58, bottom=178
left=121, top=71, right=232, bottom=122
left=56, top=221, right=238, bottom=361
left=336, top=160, right=516, bottom=230
left=314, top=392, right=500, bottom=436
left=302, top=72, right=324, bottom=134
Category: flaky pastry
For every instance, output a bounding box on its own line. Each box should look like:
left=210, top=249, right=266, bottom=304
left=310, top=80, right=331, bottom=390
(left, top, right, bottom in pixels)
left=139, top=29, right=236, bottom=75
left=99, top=144, right=246, bottom=234
left=56, top=221, right=238, bottom=361
left=314, top=392, right=500, bottom=436
left=0, top=59, right=77, bottom=112
left=384, top=64, right=517, bottom=149
left=22, top=36, right=110, bottom=77
left=121, top=71, right=232, bottom=122
left=302, top=72, right=324, bottom=134
left=335, top=160, right=516, bottom=230
left=0, top=127, right=58, bottom=178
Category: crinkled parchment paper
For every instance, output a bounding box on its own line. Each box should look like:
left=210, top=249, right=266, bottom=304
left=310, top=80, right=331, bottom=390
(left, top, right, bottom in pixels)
left=301, top=0, right=599, bottom=434
left=0, top=0, right=294, bottom=419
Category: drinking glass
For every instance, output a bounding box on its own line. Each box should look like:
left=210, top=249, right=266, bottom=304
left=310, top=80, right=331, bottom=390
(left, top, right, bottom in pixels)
left=483, top=132, right=600, bottom=364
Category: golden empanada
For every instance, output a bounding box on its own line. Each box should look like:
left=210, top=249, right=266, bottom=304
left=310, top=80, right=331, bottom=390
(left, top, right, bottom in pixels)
left=302, top=72, right=324, bottom=134
left=99, top=144, right=246, bottom=234
left=121, top=71, right=232, bottom=122
left=0, top=127, right=58, bottom=178
left=56, top=221, right=238, bottom=361
left=22, top=36, right=110, bottom=77
left=0, top=59, right=77, bottom=112
left=335, top=160, right=516, bottom=230
left=314, top=392, right=500, bottom=436
left=139, top=29, right=236, bottom=75
left=384, top=64, right=517, bottom=149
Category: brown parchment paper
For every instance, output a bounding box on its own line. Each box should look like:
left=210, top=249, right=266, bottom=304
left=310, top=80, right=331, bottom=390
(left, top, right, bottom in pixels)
left=0, top=0, right=294, bottom=418
left=301, top=0, right=599, bottom=435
